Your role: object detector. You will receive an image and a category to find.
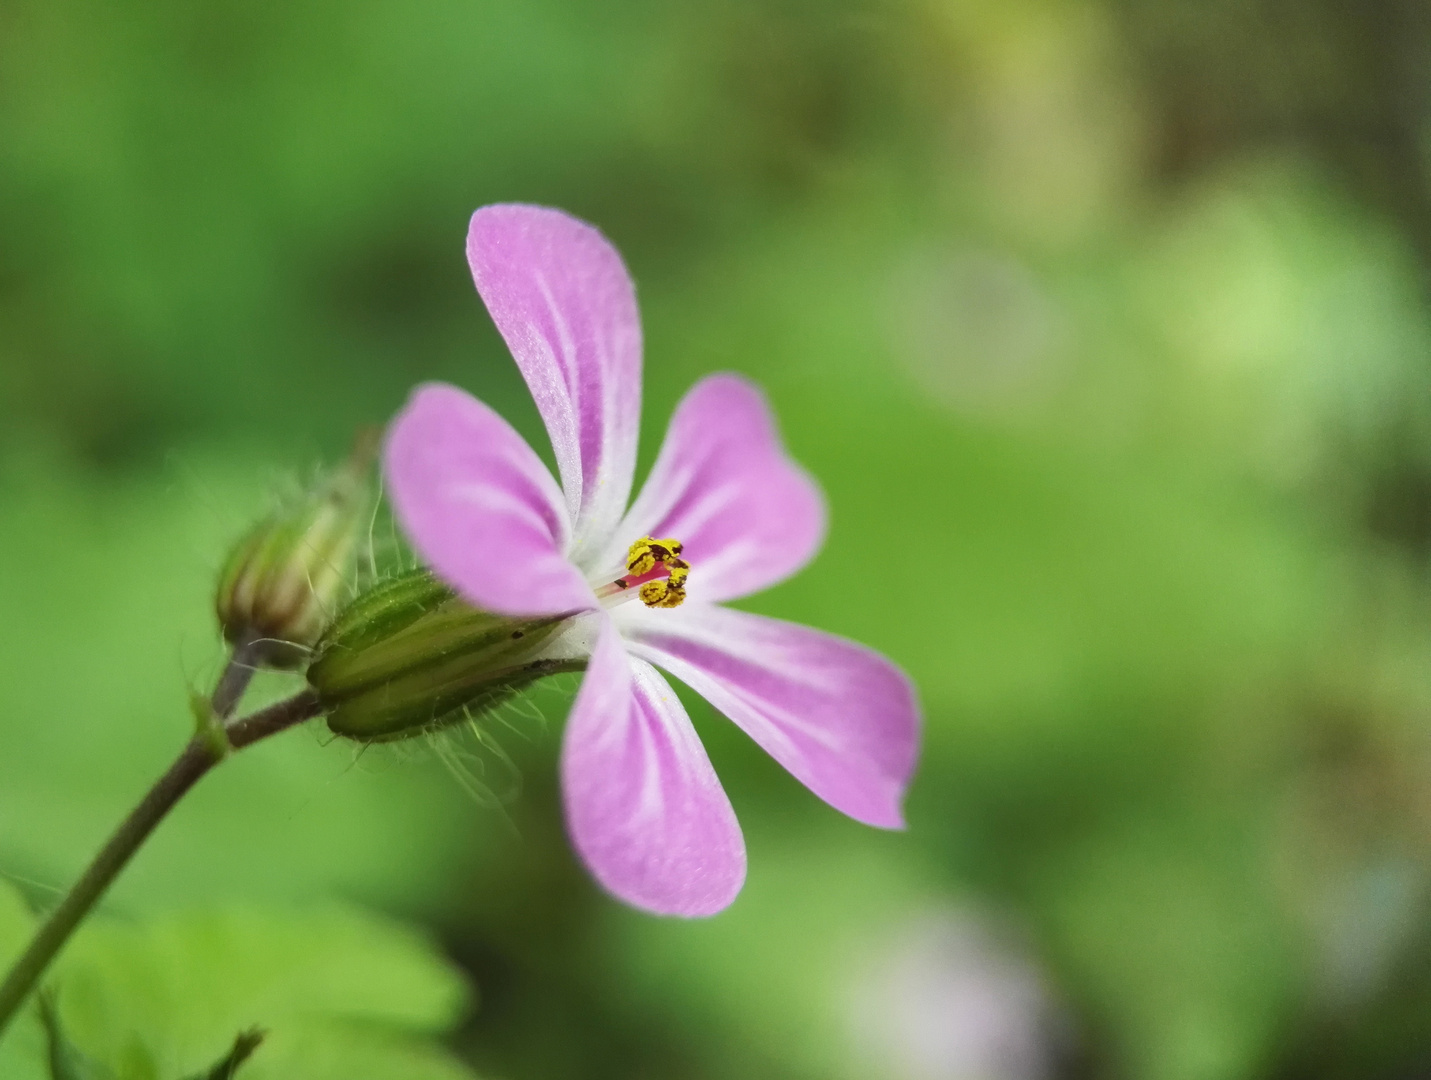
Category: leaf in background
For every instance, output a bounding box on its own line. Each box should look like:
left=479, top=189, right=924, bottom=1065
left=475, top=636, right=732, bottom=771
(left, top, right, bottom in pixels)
left=233, top=1023, right=477, bottom=1080
left=0, top=880, right=479, bottom=1080
left=38, top=992, right=114, bottom=1080
left=51, top=903, right=477, bottom=1080
left=0, top=881, right=50, bottom=1080
left=0, top=453, right=480, bottom=917
left=180, top=1028, right=262, bottom=1080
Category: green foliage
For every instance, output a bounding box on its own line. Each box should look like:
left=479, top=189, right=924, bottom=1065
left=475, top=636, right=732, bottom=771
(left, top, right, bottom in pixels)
left=0, top=452, right=484, bottom=913
left=39, top=992, right=113, bottom=1080
left=5, top=0, right=1431, bottom=1077
left=0, top=883, right=478, bottom=1080
left=0, top=888, right=48, bottom=1080
left=181, top=1028, right=263, bottom=1080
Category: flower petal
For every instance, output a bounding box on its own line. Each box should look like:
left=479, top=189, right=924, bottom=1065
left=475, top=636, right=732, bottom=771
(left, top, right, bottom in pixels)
left=608, top=374, right=826, bottom=603
left=468, top=204, right=642, bottom=558
left=620, top=604, right=920, bottom=829
left=384, top=382, right=595, bottom=616
left=561, top=620, right=746, bottom=916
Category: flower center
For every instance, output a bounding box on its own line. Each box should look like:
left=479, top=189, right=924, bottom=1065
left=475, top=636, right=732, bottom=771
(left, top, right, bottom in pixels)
left=593, top=536, right=689, bottom=609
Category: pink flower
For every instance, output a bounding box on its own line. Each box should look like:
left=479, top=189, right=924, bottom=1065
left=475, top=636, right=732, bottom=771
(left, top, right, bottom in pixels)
left=384, top=204, right=921, bottom=916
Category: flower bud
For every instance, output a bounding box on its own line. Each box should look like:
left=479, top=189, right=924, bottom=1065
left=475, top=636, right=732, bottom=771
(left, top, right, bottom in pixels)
left=215, top=437, right=376, bottom=668
left=307, top=569, right=584, bottom=742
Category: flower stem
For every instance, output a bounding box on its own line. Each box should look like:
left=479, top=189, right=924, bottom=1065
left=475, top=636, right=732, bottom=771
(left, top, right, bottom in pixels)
left=0, top=688, right=322, bottom=1041
left=209, top=634, right=263, bottom=720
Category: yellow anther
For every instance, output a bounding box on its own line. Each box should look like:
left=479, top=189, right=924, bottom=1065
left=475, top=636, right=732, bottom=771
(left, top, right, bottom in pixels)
left=621, top=536, right=689, bottom=608
left=626, top=536, right=685, bottom=577
left=639, top=579, right=687, bottom=608
left=626, top=547, right=656, bottom=577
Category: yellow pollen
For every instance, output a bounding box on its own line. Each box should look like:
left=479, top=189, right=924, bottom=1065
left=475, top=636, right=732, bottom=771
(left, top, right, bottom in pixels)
left=625, top=536, right=685, bottom=577
left=624, top=536, right=689, bottom=608
left=639, top=579, right=687, bottom=608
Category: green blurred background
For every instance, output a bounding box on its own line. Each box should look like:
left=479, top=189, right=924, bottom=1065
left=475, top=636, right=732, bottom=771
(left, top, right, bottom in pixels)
left=5, top=0, right=1431, bottom=1077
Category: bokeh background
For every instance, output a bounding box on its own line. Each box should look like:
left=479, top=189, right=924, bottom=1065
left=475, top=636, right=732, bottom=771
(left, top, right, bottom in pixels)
left=5, top=0, right=1431, bottom=1077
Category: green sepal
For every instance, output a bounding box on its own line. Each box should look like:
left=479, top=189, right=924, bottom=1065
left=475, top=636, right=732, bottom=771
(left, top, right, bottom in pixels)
left=313, top=567, right=456, bottom=658
left=307, top=569, right=584, bottom=742
left=214, top=437, right=376, bottom=669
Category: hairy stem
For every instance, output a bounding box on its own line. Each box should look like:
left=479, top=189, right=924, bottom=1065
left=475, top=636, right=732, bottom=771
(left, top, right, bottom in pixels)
left=0, top=689, right=322, bottom=1041
left=210, top=635, right=263, bottom=720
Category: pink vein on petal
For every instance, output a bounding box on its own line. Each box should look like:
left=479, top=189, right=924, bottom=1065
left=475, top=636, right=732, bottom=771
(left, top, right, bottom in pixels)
left=621, top=603, right=920, bottom=830
left=561, top=621, right=746, bottom=916
left=468, top=204, right=642, bottom=557
left=610, top=374, right=826, bottom=603
left=384, top=382, right=595, bottom=616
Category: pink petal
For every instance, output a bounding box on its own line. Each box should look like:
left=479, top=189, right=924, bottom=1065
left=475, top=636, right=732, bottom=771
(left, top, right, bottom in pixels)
left=561, top=620, right=747, bottom=916
left=608, top=374, right=826, bottom=603
left=468, top=205, right=642, bottom=558
left=620, top=604, right=920, bottom=829
left=384, top=383, right=595, bottom=616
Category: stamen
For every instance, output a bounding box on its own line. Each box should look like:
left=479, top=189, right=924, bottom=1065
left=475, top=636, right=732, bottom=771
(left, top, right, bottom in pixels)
left=592, top=579, right=630, bottom=601
left=596, top=537, right=689, bottom=608
left=638, top=578, right=686, bottom=608
left=625, top=536, right=684, bottom=577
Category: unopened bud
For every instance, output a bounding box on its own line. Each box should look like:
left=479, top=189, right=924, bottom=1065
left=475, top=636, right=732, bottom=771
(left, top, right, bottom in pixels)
left=215, top=436, right=376, bottom=668
left=307, top=569, right=584, bottom=742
